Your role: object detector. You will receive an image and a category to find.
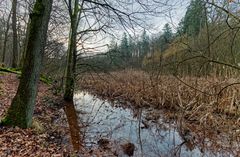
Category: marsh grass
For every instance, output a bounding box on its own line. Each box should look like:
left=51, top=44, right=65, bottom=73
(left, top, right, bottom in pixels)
left=79, top=70, right=240, bottom=143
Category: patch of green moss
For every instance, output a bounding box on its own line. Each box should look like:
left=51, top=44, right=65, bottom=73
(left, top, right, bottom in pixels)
left=0, top=116, right=12, bottom=126
left=0, top=67, right=52, bottom=85
left=40, top=74, right=53, bottom=85
left=32, top=0, right=45, bottom=15
left=32, top=118, right=45, bottom=134
left=0, top=67, right=21, bottom=75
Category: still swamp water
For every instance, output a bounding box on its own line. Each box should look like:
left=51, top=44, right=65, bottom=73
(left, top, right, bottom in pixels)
left=64, top=92, right=239, bottom=157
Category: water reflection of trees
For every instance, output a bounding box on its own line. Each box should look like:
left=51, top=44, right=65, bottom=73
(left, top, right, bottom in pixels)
left=75, top=92, right=239, bottom=157
left=176, top=116, right=238, bottom=157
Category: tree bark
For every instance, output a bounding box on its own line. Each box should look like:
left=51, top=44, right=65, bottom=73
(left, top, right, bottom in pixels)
left=64, top=25, right=77, bottom=101
left=64, top=0, right=80, bottom=101
left=2, top=10, right=12, bottom=64
left=12, top=0, right=18, bottom=68
left=19, top=18, right=31, bottom=68
left=2, top=0, right=53, bottom=128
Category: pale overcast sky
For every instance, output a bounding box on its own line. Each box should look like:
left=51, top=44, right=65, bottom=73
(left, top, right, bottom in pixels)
left=82, top=0, right=190, bottom=54
left=0, top=0, right=190, bottom=54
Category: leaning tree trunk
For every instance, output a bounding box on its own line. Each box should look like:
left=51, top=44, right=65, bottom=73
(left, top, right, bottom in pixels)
left=2, top=0, right=53, bottom=128
left=12, top=0, right=18, bottom=68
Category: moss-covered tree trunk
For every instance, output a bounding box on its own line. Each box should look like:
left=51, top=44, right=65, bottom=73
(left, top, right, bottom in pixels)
left=2, top=0, right=53, bottom=128
left=64, top=0, right=80, bottom=101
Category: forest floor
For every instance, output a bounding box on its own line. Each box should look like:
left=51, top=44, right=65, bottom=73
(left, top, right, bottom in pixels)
left=0, top=73, right=115, bottom=157
left=0, top=73, right=73, bottom=156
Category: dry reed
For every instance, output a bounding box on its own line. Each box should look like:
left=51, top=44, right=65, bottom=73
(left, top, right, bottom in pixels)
left=78, top=70, right=240, bottom=152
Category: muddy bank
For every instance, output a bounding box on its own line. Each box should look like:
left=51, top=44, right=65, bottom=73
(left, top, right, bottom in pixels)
left=73, top=91, right=239, bottom=157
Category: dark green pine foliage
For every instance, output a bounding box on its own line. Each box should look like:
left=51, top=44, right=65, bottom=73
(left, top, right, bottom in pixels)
left=140, top=29, right=150, bottom=57
left=159, top=23, right=173, bottom=52
left=107, top=38, right=122, bottom=68
left=120, top=33, right=131, bottom=66
left=181, top=0, right=206, bottom=36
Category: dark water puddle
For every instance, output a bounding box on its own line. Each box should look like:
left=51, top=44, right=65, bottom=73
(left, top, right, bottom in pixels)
left=73, top=92, right=238, bottom=157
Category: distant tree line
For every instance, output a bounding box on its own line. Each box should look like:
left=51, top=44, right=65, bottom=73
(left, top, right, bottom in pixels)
left=82, top=22, right=174, bottom=71
left=85, top=0, right=240, bottom=78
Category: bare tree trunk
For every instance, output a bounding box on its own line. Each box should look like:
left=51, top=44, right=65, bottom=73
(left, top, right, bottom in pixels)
left=19, top=0, right=33, bottom=68
left=2, top=10, right=11, bottom=64
left=2, top=0, right=53, bottom=128
left=64, top=0, right=80, bottom=101
left=12, top=0, right=18, bottom=68
left=64, top=25, right=78, bottom=101
left=19, top=19, right=30, bottom=67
